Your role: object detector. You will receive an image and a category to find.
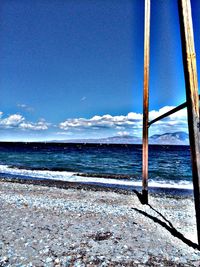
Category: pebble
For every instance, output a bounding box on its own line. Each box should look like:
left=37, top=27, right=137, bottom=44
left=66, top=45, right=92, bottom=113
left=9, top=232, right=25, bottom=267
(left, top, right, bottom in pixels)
left=142, top=255, right=149, bottom=264
left=54, top=258, right=60, bottom=264
left=0, top=182, right=198, bottom=267
left=46, top=257, right=53, bottom=263
left=74, top=260, right=85, bottom=267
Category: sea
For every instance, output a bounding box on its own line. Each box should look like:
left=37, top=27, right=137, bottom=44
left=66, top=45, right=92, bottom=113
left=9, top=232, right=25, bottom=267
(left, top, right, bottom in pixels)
left=0, top=142, right=193, bottom=191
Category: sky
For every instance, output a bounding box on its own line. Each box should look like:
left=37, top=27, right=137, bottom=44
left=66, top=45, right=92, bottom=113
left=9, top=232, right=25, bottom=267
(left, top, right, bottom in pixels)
left=0, top=0, right=199, bottom=141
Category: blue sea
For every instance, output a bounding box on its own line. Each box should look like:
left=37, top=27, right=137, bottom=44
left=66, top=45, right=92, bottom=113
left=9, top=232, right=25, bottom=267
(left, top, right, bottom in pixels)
left=0, top=142, right=193, bottom=190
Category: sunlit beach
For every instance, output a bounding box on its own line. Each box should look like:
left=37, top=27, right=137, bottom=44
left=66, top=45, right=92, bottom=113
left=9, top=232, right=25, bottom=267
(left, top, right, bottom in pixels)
left=0, top=0, right=200, bottom=266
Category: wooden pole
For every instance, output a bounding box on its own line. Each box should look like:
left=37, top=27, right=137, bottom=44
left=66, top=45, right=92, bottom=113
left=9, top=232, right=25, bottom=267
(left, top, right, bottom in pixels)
left=142, top=0, right=150, bottom=204
left=178, top=0, right=200, bottom=244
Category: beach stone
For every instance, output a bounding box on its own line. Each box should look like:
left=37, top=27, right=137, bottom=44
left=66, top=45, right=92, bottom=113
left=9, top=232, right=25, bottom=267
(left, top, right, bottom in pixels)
left=74, top=260, right=85, bottom=267
left=46, top=257, right=53, bottom=263
left=0, top=181, right=199, bottom=267
left=100, top=261, right=108, bottom=267
left=193, top=260, right=200, bottom=267
left=65, top=256, right=72, bottom=267
left=40, top=247, right=49, bottom=255
left=1, top=256, right=9, bottom=262
left=180, top=257, right=188, bottom=264
left=54, top=258, right=60, bottom=264
left=142, top=255, right=149, bottom=264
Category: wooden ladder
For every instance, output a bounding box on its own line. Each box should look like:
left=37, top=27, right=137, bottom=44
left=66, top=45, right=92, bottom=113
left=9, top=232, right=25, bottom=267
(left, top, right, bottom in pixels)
left=142, top=0, right=200, bottom=245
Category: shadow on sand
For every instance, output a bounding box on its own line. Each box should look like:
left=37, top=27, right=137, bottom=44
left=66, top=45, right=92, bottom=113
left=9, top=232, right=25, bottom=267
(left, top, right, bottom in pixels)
left=132, top=190, right=200, bottom=251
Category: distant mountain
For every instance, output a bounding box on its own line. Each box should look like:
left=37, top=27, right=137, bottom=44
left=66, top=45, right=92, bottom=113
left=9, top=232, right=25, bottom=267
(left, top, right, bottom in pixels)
left=51, top=135, right=141, bottom=144
left=149, top=131, right=189, bottom=145
left=50, top=131, right=189, bottom=145
left=95, top=135, right=142, bottom=144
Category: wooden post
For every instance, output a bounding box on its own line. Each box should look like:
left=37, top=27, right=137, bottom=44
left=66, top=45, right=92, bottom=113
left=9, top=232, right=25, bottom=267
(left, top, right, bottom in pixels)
left=142, top=0, right=150, bottom=204
left=178, top=0, right=200, bottom=244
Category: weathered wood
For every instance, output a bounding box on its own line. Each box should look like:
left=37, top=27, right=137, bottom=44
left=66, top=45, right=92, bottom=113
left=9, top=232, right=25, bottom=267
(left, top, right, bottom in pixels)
left=148, top=94, right=200, bottom=127
left=178, top=0, right=200, bottom=244
left=142, top=0, right=150, bottom=204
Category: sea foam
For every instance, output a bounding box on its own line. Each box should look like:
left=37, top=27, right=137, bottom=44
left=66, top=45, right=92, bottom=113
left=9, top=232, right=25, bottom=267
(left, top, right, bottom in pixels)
left=0, top=164, right=193, bottom=190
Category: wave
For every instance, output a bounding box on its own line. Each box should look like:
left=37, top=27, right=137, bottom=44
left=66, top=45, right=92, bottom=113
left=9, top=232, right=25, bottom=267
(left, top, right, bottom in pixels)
left=0, top=164, right=76, bottom=180
left=8, top=165, right=135, bottom=179
left=0, top=164, right=193, bottom=190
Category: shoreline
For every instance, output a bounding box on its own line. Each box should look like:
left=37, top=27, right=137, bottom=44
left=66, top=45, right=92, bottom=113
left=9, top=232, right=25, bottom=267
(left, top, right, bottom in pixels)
left=0, top=176, right=193, bottom=198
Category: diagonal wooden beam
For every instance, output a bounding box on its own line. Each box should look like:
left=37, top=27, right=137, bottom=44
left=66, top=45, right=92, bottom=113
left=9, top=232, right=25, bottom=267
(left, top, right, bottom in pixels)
left=148, top=94, right=200, bottom=127
left=178, top=0, right=200, bottom=245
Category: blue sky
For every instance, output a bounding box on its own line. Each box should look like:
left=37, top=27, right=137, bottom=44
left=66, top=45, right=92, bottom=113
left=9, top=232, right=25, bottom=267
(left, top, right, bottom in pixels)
left=0, top=0, right=199, bottom=141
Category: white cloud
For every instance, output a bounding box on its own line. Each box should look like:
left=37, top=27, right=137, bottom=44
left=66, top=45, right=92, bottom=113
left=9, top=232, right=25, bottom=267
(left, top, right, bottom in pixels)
left=20, top=121, right=48, bottom=131
left=56, top=131, right=72, bottom=135
left=117, top=131, right=130, bottom=137
left=91, top=115, right=101, bottom=121
left=17, top=103, right=34, bottom=112
left=0, top=114, right=25, bottom=128
left=59, top=106, right=188, bottom=136
left=148, top=107, right=188, bottom=135
left=81, top=96, right=87, bottom=101
left=127, top=112, right=143, bottom=120
left=169, top=108, right=187, bottom=121
left=0, top=113, right=49, bottom=131
left=17, top=104, right=27, bottom=108
left=59, top=111, right=143, bottom=131
left=0, top=105, right=189, bottom=138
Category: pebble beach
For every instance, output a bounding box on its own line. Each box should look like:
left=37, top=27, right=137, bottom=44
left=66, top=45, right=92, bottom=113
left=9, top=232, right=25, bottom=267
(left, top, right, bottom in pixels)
left=0, top=179, right=200, bottom=266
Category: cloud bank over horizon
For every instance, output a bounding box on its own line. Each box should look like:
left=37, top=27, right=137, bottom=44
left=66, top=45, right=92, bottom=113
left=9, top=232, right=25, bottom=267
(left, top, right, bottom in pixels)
left=58, top=106, right=188, bottom=138
left=0, top=105, right=188, bottom=141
